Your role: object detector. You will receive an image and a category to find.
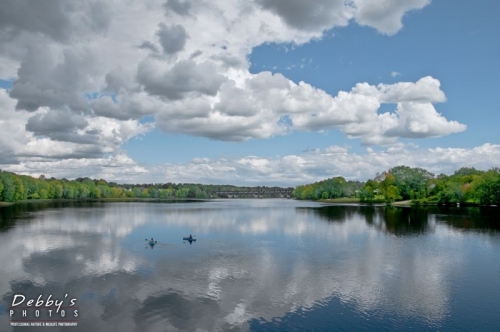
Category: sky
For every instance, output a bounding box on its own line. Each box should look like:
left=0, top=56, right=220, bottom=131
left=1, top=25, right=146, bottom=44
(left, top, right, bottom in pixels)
left=0, top=0, right=499, bottom=186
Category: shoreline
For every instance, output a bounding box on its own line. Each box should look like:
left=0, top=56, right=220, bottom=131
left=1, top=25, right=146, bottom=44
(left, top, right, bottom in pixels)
left=0, top=197, right=210, bottom=207
left=2, top=198, right=496, bottom=208
left=391, top=200, right=413, bottom=207
left=315, top=198, right=495, bottom=208
left=0, top=197, right=295, bottom=207
left=318, top=198, right=385, bottom=205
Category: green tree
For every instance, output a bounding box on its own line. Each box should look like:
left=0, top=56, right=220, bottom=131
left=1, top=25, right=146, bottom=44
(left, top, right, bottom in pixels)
left=111, top=187, right=124, bottom=198
left=99, top=185, right=112, bottom=198
left=475, top=172, right=500, bottom=205
left=63, top=183, right=76, bottom=199
left=21, top=176, right=39, bottom=199
left=293, top=177, right=362, bottom=200
left=437, top=181, right=464, bottom=204
left=90, top=186, right=101, bottom=199
left=52, top=182, right=63, bottom=199
left=38, top=180, right=51, bottom=199
left=0, top=172, right=25, bottom=202
left=386, top=166, right=434, bottom=200
left=385, top=185, right=401, bottom=203
left=176, top=187, right=189, bottom=198
left=359, top=187, right=375, bottom=202
left=148, top=188, right=160, bottom=198
left=132, top=187, right=142, bottom=198
left=76, top=184, right=90, bottom=199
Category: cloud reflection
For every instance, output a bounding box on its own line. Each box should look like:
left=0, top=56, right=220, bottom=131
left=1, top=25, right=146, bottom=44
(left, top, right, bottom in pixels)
left=0, top=200, right=496, bottom=331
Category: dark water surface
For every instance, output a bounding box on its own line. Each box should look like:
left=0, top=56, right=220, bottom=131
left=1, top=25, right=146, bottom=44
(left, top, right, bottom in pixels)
left=0, top=200, right=499, bottom=331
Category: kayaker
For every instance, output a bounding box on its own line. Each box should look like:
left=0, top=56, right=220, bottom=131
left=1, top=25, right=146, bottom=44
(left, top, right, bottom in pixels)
left=189, top=234, right=192, bottom=240
left=150, top=237, right=154, bottom=242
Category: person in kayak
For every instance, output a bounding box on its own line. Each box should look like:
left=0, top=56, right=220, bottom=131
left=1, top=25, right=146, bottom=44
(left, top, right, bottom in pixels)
left=150, top=238, right=154, bottom=243
left=189, top=234, right=193, bottom=240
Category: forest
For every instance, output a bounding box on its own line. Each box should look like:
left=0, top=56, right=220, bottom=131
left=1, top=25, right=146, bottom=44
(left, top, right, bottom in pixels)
left=292, top=166, right=500, bottom=206
left=1, top=165, right=499, bottom=206
left=0, top=170, right=289, bottom=202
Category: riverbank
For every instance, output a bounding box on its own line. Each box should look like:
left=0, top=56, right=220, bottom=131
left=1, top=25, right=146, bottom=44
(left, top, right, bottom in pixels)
left=0, top=197, right=210, bottom=207
left=319, top=198, right=361, bottom=204
left=317, top=198, right=439, bottom=207
left=391, top=200, right=412, bottom=207
left=318, top=197, right=386, bottom=204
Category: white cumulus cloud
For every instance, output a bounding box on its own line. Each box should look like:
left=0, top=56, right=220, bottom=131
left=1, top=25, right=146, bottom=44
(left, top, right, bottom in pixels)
left=4, top=143, right=500, bottom=186
left=0, top=0, right=470, bottom=180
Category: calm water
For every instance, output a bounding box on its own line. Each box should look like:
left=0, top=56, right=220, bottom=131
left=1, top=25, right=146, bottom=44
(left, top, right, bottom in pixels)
left=0, top=199, right=499, bottom=331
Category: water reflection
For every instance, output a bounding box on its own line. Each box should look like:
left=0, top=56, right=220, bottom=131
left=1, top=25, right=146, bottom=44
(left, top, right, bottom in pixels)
left=428, top=206, right=500, bottom=232
left=305, top=204, right=500, bottom=236
left=0, top=200, right=499, bottom=331
left=299, top=205, right=433, bottom=236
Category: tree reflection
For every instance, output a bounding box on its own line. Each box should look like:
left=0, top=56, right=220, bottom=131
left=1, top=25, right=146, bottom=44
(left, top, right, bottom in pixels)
left=296, top=206, right=358, bottom=224
left=359, top=206, right=376, bottom=225
left=0, top=201, right=101, bottom=232
left=308, top=204, right=500, bottom=236
left=306, top=205, right=433, bottom=236
left=428, top=206, right=500, bottom=232
left=378, top=206, right=433, bottom=236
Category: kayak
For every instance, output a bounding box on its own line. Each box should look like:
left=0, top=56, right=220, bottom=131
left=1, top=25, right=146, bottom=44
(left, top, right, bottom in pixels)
left=148, top=241, right=157, bottom=245
left=183, top=237, right=196, bottom=241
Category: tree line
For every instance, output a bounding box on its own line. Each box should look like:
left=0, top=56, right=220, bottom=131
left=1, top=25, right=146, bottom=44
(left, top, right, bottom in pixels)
left=0, top=171, right=290, bottom=202
left=292, top=166, right=500, bottom=206
left=2, top=165, right=499, bottom=205
left=292, top=176, right=364, bottom=200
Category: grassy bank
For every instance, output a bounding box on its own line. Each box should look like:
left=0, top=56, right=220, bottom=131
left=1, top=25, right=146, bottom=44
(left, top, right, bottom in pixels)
left=319, top=197, right=361, bottom=203
left=318, top=197, right=385, bottom=204
left=391, top=200, right=413, bottom=207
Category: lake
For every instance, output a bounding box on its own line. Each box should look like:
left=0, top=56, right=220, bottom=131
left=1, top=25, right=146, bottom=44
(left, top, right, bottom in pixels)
left=0, top=199, right=499, bottom=331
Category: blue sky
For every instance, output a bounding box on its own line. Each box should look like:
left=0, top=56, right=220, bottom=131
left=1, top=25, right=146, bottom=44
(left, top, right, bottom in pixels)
left=0, top=0, right=499, bottom=185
